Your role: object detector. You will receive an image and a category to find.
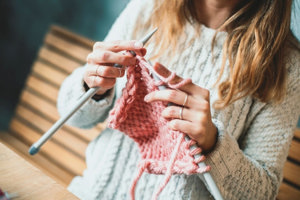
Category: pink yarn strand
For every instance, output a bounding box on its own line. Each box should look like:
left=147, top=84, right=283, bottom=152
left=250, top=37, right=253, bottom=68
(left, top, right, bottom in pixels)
left=130, top=162, right=149, bottom=200
left=151, top=133, right=185, bottom=200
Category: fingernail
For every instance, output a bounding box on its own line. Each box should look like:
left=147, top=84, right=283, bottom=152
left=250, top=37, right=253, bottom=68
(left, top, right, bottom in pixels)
left=144, top=94, right=150, bottom=102
left=134, top=41, right=143, bottom=48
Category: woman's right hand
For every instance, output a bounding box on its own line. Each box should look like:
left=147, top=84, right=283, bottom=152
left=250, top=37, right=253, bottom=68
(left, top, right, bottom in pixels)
left=84, top=40, right=146, bottom=95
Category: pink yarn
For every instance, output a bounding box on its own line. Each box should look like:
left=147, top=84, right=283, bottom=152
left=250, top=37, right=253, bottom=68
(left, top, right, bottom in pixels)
left=107, top=56, right=210, bottom=200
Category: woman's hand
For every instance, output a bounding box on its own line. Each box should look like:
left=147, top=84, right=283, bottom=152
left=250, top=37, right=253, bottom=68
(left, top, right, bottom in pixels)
left=144, top=62, right=218, bottom=153
left=84, top=40, right=146, bottom=95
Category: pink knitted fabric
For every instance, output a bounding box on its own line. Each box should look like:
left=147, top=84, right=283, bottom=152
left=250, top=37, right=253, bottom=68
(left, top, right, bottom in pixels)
left=107, top=56, right=210, bottom=200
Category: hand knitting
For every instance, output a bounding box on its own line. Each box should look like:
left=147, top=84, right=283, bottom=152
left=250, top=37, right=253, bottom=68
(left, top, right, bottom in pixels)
left=107, top=56, right=210, bottom=200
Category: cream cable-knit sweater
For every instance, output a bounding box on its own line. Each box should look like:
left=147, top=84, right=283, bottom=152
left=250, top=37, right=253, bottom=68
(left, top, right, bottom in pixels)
left=57, top=0, right=300, bottom=199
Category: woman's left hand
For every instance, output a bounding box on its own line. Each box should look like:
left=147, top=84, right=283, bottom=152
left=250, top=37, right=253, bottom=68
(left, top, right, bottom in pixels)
left=144, top=62, right=218, bottom=153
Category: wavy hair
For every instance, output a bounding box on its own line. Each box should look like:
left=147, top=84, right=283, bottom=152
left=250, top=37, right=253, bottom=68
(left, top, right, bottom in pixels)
left=136, top=0, right=292, bottom=109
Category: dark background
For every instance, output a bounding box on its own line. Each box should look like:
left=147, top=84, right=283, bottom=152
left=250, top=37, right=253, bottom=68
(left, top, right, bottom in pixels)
left=0, top=0, right=299, bottom=130
left=0, top=0, right=129, bottom=130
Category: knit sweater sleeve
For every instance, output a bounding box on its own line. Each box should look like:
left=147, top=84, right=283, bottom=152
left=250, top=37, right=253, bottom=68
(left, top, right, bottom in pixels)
left=56, top=0, right=146, bottom=129
left=204, top=43, right=300, bottom=199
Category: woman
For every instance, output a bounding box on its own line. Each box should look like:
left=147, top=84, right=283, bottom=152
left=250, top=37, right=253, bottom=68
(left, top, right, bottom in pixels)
left=57, top=0, right=300, bottom=199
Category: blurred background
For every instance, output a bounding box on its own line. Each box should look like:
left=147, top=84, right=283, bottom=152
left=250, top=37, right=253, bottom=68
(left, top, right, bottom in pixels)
left=0, top=0, right=299, bottom=130
left=0, top=0, right=130, bottom=130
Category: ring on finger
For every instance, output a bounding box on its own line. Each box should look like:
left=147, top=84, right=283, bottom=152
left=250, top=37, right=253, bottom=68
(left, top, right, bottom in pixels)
left=179, top=106, right=184, bottom=120
left=182, top=93, right=189, bottom=107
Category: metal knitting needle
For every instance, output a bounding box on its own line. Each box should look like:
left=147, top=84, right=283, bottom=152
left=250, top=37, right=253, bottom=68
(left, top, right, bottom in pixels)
left=149, top=66, right=223, bottom=200
left=29, top=28, right=158, bottom=155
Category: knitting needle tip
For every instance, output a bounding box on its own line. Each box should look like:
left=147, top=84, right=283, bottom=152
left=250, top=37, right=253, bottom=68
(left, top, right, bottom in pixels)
left=140, top=28, right=158, bottom=45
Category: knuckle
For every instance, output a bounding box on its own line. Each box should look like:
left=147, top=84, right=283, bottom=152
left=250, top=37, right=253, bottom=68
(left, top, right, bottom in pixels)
left=171, top=120, right=180, bottom=129
left=100, top=51, right=110, bottom=61
left=166, top=107, right=177, bottom=117
left=93, top=42, right=103, bottom=50
left=202, top=89, right=210, bottom=100
left=94, top=76, right=101, bottom=86
left=166, top=90, right=178, bottom=100
left=100, top=67, right=109, bottom=76
left=202, top=101, right=210, bottom=112
left=110, top=40, right=121, bottom=49
left=170, top=107, right=178, bottom=117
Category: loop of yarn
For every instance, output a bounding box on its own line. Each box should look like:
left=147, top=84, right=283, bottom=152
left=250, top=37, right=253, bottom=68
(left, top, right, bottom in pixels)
left=107, top=56, right=210, bottom=200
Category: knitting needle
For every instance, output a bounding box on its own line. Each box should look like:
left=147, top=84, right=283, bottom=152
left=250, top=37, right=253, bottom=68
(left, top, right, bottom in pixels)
left=149, top=65, right=223, bottom=200
left=184, top=136, right=223, bottom=200
left=29, top=28, right=158, bottom=155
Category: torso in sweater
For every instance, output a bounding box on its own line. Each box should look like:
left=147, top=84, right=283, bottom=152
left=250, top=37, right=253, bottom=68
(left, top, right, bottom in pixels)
left=57, top=0, right=300, bottom=199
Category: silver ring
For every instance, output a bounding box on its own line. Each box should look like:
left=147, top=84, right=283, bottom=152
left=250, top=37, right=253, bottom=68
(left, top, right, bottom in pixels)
left=179, top=106, right=184, bottom=120
left=183, top=93, right=188, bottom=107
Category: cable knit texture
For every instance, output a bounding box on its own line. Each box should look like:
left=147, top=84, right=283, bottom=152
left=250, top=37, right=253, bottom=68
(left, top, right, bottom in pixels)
left=56, top=0, right=300, bottom=199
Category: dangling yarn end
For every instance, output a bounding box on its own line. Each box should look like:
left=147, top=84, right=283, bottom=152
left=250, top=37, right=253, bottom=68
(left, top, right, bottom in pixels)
left=151, top=133, right=185, bottom=200
left=130, top=161, right=150, bottom=200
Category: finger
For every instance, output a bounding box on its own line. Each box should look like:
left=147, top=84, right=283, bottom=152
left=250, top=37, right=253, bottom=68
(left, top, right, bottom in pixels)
left=162, top=106, right=198, bottom=122
left=168, top=119, right=204, bottom=141
left=93, top=40, right=144, bottom=52
left=135, top=48, right=147, bottom=56
left=145, top=89, right=205, bottom=108
left=153, top=62, right=209, bottom=100
left=162, top=106, right=209, bottom=124
left=153, top=62, right=183, bottom=84
left=85, top=75, right=116, bottom=89
left=144, top=89, right=190, bottom=106
left=87, top=50, right=137, bottom=66
left=86, top=64, right=125, bottom=78
left=92, top=65, right=125, bottom=78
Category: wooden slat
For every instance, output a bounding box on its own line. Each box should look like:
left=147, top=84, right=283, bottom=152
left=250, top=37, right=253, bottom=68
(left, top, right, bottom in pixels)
left=15, top=104, right=87, bottom=158
left=5, top=25, right=107, bottom=190
left=21, top=89, right=59, bottom=121
left=44, top=32, right=91, bottom=62
left=27, top=75, right=58, bottom=103
left=51, top=25, right=94, bottom=48
left=32, top=61, right=66, bottom=87
left=20, top=89, right=101, bottom=141
left=283, top=161, right=300, bottom=187
left=289, top=140, right=300, bottom=162
left=277, top=182, right=300, bottom=200
left=0, top=132, right=74, bottom=186
left=39, top=47, right=82, bottom=74
left=10, top=118, right=86, bottom=176
left=295, top=129, right=300, bottom=139
left=29, top=61, right=105, bottom=134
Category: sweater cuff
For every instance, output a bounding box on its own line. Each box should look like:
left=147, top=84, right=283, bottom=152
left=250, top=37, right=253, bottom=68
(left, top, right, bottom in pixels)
left=205, top=119, right=241, bottom=180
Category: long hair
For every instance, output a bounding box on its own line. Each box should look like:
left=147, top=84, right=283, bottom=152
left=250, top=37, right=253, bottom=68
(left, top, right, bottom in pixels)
left=136, top=0, right=293, bottom=109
